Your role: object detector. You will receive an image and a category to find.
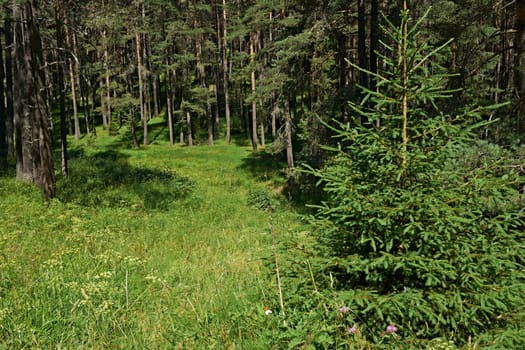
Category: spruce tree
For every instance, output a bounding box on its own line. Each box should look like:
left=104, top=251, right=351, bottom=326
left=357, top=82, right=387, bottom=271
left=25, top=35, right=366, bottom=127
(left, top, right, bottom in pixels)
left=308, top=6, right=525, bottom=345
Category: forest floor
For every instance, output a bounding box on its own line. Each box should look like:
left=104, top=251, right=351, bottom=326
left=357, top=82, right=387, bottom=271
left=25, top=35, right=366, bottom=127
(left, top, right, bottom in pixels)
left=0, top=120, right=306, bottom=349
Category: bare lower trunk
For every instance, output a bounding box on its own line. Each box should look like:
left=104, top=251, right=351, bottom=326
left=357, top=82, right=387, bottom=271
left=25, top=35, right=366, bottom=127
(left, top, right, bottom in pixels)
left=222, top=0, right=231, bottom=143
left=260, top=122, right=265, bottom=148
left=136, top=29, right=147, bottom=145
left=13, top=1, right=55, bottom=198
left=186, top=111, right=193, bottom=146
left=166, top=71, right=174, bottom=146
left=55, top=8, right=68, bottom=175
left=4, top=16, right=14, bottom=158
left=65, top=24, right=79, bottom=140
left=515, top=0, right=525, bottom=132
left=285, top=99, right=294, bottom=170
left=207, top=98, right=214, bottom=145
left=250, top=31, right=257, bottom=152
left=0, top=31, right=7, bottom=169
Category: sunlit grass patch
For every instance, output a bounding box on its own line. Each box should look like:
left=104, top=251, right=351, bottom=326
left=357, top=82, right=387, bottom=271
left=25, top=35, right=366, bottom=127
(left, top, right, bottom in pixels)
left=0, top=131, right=300, bottom=348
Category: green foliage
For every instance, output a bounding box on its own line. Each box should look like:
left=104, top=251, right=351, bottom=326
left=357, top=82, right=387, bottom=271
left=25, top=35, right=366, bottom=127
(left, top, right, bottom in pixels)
left=304, top=7, right=525, bottom=346
left=247, top=188, right=277, bottom=211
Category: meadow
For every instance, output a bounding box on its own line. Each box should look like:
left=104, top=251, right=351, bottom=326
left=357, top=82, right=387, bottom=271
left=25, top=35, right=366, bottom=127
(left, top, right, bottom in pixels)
left=0, top=121, right=305, bottom=349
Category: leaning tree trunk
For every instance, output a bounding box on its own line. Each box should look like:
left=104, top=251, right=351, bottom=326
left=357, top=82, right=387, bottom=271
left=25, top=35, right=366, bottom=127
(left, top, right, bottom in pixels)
left=13, top=1, right=55, bottom=199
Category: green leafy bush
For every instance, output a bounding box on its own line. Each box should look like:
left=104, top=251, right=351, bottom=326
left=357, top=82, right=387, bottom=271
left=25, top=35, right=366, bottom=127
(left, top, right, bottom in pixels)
left=304, top=7, right=525, bottom=346
left=247, top=188, right=277, bottom=211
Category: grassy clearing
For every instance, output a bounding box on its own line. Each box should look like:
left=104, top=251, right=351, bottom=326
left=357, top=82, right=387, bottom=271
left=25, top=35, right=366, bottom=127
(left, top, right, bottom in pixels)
left=0, top=123, right=304, bottom=349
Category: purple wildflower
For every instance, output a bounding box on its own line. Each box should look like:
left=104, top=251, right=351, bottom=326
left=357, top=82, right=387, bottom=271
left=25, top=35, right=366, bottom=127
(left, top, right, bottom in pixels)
left=338, top=306, right=350, bottom=314
left=347, top=325, right=357, bottom=334
left=386, top=323, right=398, bottom=334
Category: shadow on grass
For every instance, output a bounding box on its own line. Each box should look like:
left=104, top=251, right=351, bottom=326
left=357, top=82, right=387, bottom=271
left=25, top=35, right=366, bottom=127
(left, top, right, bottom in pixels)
left=56, top=148, right=194, bottom=210
left=238, top=150, right=323, bottom=213
left=0, top=158, right=16, bottom=179
left=238, top=150, right=287, bottom=183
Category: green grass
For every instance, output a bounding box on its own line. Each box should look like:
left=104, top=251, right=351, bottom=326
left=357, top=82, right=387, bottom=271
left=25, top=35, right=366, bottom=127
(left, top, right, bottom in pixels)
left=0, top=124, right=304, bottom=349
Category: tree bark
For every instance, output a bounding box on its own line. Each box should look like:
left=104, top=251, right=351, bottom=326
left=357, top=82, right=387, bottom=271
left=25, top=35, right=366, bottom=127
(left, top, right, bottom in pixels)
left=370, top=0, right=378, bottom=93
left=65, top=23, right=79, bottom=140
left=515, top=0, right=525, bottom=133
left=13, top=1, right=55, bottom=199
left=221, top=0, right=231, bottom=143
left=101, top=30, right=110, bottom=129
left=128, top=79, right=139, bottom=149
left=186, top=111, right=193, bottom=146
left=250, top=31, right=258, bottom=152
left=166, top=57, right=175, bottom=146
left=207, top=96, right=214, bottom=145
left=357, top=0, right=368, bottom=89
left=4, top=15, right=14, bottom=157
left=72, top=31, right=90, bottom=135
left=284, top=98, right=294, bottom=170
left=55, top=6, right=68, bottom=176
left=0, top=30, right=7, bottom=170
left=0, top=34, right=7, bottom=170
left=136, top=29, right=147, bottom=145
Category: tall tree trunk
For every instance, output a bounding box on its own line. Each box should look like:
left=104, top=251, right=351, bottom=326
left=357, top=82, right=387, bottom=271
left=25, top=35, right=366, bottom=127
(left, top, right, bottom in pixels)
left=401, top=0, right=408, bottom=188
left=186, top=110, right=193, bottom=146
left=370, top=0, right=378, bottom=93
left=101, top=30, right=110, bottom=129
left=136, top=29, right=147, bottom=145
left=271, top=92, right=278, bottom=139
left=104, top=51, right=112, bottom=128
left=72, top=31, right=90, bottom=135
left=515, top=0, right=525, bottom=133
left=357, top=0, right=368, bottom=90
left=128, top=80, right=139, bottom=149
left=179, top=113, right=185, bottom=145
left=4, top=15, right=14, bottom=158
left=250, top=31, right=258, bottom=152
left=221, top=0, right=231, bottom=143
left=213, top=80, right=220, bottom=137
left=13, top=1, right=55, bottom=199
left=0, top=32, right=7, bottom=170
left=153, top=74, right=160, bottom=117
left=260, top=121, right=265, bottom=148
left=207, top=97, right=214, bottom=145
left=147, top=37, right=160, bottom=117
left=166, top=54, right=175, bottom=145
left=65, top=23, right=79, bottom=140
left=284, top=98, right=294, bottom=170
left=167, top=79, right=174, bottom=146
left=55, top=7, right=68, bottom=175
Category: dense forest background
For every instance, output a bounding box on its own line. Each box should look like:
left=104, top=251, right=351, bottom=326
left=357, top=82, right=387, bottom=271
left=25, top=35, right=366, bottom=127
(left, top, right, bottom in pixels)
left=2, top=0, right=525, bottom=194
left=1, top=0, right=525, bottom=348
